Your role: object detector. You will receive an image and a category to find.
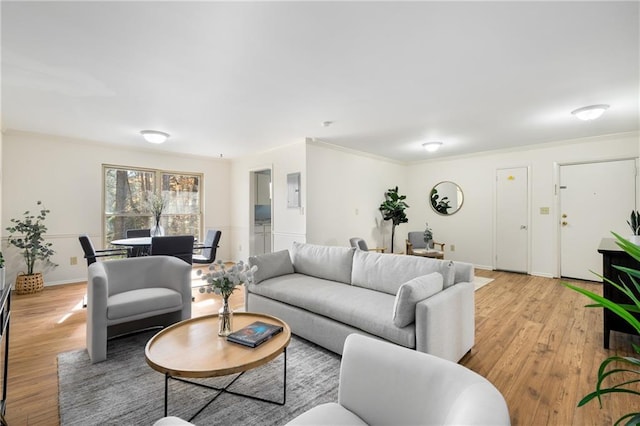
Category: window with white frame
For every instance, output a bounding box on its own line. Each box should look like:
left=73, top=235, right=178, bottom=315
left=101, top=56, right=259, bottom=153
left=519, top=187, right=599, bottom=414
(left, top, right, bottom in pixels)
left=103, top=165, right=202, bottom=246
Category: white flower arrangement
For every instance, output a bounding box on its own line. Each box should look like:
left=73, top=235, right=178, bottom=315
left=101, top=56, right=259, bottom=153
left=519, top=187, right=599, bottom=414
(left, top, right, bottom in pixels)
left=197, top=260, right=257, bottom=300
left=147, top=192, right=168, bottom=223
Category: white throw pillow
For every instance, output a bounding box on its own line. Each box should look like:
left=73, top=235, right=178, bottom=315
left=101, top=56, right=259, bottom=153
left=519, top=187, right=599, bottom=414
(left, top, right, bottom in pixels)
left=392, top=272, right=444, bottom=327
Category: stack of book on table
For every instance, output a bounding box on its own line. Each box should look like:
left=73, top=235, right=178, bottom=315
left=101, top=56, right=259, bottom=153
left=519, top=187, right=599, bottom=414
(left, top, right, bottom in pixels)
left=227, top=321, right=283, bottom=348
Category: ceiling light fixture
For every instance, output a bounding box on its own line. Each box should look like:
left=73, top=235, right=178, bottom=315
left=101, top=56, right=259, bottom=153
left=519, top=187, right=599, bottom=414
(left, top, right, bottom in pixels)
left=140, top=130, right=170, bottom=144
left=422, top=141, right=443, bottom=153
left=571, top=104, right=609, bottom=121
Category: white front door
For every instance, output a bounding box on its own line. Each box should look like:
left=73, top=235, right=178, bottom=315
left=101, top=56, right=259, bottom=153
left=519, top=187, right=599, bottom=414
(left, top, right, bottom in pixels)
left=559, top=159, right=636, bottom=280
left=495, top=167, right=529, bottom=273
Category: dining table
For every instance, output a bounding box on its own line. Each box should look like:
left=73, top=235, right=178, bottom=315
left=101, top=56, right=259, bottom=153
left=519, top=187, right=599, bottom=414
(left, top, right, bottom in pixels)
left=110, top=236, right=208, bottom=257
left=111, top=237, right=152, bottom=247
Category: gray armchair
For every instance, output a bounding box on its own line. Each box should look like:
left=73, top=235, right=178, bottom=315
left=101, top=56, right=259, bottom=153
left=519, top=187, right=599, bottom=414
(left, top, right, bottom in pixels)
left=86, top=255, right=192, bottom=363
left=349, top=237, right=385, bottom=253
left=406, top=231, right=445, bottom=259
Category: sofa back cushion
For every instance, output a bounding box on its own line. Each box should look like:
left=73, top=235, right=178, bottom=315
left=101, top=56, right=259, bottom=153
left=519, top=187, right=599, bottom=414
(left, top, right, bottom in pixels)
left=351, top=251, right=455, bottom=295
left=248, top=249, right=295, bottom=284
left=291, top=242, right=355, bottom=284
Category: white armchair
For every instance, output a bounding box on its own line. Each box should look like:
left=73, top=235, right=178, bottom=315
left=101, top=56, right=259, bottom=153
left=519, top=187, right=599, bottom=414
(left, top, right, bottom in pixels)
left=87, top=255, right=192, bottom=363
left=287, top=334, right=510, bottom=425
left=152, top=334, right=510, bottom=426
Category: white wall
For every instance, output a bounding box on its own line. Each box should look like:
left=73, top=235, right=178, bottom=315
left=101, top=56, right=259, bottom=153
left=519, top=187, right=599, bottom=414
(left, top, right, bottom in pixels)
left=2, top=130, right=230, bottom=286
left=4, top=129, right=636, bottom=286
left=405, top=132, right=639, bottom=277
left=229, top=142, right=307, bottom=261
left=306, top=141, right=407, bottom=253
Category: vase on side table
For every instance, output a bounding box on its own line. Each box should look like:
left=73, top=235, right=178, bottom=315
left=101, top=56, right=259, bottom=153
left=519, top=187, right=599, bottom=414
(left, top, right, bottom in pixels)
left=218, top=296, right=233, bottom=337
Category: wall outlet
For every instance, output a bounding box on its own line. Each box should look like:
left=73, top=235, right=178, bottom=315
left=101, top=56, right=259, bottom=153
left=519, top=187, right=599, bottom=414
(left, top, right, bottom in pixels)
left=70, top=256, right=78, bottom=265
left=450, top=245, right=455, bottom=252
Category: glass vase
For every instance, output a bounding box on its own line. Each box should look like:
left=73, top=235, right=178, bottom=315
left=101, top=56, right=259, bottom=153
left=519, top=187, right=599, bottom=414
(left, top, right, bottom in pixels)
left=150, top=220, right=164, bottom=237
left=218, top=296, right=233, bottom=337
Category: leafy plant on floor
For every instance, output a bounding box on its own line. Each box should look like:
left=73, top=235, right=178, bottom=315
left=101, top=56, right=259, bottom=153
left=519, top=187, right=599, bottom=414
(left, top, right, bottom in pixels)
left=379, top=186, right=409, bottom=253
left=562, top=232, right=640, bottom=426
left=6, top=201, right=57, bottom=275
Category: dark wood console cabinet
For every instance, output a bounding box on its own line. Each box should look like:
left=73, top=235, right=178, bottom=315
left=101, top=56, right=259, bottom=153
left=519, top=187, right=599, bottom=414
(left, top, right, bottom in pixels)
left=598, top=238, right=640, bottom=348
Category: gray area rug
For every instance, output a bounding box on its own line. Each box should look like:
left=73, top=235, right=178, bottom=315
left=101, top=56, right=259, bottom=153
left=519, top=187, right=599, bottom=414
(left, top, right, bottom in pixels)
left=58, top=331, right=340, bottom=425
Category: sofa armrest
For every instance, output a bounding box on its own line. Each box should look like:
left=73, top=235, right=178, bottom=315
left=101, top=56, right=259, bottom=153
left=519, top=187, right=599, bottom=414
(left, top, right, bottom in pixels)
left=415, top=281, right=474, bottom=362
left=87, top=262, right=109, bottom=318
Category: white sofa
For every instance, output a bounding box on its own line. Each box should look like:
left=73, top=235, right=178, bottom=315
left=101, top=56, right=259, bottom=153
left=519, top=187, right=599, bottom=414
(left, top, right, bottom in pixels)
left=86, top=255, right=192, bottom=363
left=247, top=242, right=475, bottom=362
left=152, top=334, right=509, bottom=426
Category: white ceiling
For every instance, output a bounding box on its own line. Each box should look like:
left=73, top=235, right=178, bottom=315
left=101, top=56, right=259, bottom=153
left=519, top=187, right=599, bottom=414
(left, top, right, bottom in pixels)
left=2, top=1, right=638, bottom=162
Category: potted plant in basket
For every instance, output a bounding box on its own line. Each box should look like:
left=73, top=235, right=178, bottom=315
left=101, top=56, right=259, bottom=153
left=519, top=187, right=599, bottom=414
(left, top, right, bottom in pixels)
left=197, top=260, right=257, bottom=336
left=6, top=201, right=57, bottom=294
left=562, top=232, right=640, bottom=425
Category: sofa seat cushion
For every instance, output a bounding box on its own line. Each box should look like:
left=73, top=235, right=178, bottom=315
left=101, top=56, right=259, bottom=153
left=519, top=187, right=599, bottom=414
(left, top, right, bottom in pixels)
left=248, top=274, right=415, bottom=348
left=285, top=403, right=367, bottom=426
left=351, top=251, right=455, bottom=294
left=107, top=288, right=182, bottom=320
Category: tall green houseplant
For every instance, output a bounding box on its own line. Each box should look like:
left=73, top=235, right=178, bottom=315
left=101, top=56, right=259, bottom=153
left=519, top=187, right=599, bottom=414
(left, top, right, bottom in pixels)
left=6, top=201, right=57, bottom=294
left=563, top=232, right=640, bottom=425
left=379, top=186, right=409, bottom=253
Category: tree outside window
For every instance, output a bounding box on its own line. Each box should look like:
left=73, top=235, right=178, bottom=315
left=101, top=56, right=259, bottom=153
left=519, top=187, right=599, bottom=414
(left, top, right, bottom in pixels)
left=103, top=166, right=202, bottom=246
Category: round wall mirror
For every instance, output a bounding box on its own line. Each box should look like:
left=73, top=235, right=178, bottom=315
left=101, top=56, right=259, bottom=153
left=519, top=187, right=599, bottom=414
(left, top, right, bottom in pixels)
left=430, top=181, right=464, bottom=215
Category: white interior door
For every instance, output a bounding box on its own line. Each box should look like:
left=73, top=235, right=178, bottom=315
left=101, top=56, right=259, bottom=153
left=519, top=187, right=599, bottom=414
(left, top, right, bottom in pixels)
left=560, top=159, right=636, bottom=280
left=495, top=167, right=529, bottom=273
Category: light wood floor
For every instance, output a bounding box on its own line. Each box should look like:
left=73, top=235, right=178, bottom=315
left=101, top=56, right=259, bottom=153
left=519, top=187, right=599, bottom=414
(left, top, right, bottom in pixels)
left=4, top=269, right=639, bottom=425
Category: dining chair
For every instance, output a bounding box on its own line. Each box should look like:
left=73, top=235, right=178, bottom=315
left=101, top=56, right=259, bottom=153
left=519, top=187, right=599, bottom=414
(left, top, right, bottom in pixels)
left=150, top=235, right=195, bottom=265
left=126, top=228, right=151, bottom=256
left=78, top=235, right=128, bottom=266
left=193, top=229, right=221, bottom=264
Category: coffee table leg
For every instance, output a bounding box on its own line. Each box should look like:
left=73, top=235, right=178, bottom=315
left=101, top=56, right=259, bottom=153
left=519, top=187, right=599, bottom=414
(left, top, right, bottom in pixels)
left=164, top=373, right=169, bottom=417
left=282, top=347, right=287, bottom=405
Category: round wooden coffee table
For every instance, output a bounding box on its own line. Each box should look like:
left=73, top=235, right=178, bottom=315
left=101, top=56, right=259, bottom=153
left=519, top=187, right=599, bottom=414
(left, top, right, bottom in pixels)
left=145, top=312, right=291, bottom=421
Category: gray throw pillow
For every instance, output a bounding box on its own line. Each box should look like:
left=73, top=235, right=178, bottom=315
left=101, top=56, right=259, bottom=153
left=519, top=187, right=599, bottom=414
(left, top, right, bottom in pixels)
left=392, top=272, right=444, bottom=327
left=248, top=250, right=294, bottom=284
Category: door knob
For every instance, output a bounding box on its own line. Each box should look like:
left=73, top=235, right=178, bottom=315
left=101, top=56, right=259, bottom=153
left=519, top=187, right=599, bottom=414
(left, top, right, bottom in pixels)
left=562, top=221, right=568, bottom=226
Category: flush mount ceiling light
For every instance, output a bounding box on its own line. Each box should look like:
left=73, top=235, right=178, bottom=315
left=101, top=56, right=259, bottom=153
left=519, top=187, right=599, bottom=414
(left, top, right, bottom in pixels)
left=140, top=130, right=170, bottom=144
left=571, top=104, right=610, bottom=121
left=422, top=141, right=443, bottom=153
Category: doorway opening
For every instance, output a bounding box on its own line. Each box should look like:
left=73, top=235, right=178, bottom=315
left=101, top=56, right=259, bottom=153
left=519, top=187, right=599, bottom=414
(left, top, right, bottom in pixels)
left=250, top=169, right=272, bottom=256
